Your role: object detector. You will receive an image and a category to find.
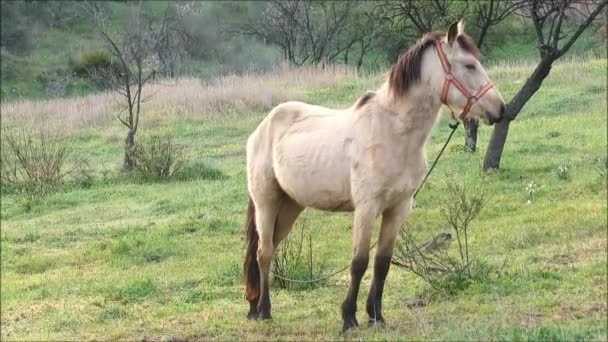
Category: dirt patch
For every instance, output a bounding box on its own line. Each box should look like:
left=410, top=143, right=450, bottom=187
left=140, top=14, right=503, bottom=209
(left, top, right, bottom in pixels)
left=558, top=302, right=607, bottom=320
left=547, top=235, right=606, bottom=266
left=519, top=309, right=544, bottom=328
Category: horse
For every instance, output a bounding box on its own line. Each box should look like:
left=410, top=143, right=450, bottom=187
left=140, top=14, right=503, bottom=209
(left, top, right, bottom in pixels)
left=243, top=20, right=505, bottom=332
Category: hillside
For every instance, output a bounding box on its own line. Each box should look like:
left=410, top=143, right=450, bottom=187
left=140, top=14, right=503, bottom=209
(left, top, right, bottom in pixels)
left=1, top=56, right=606, bottom=340
left=1, top=1, right=605, bottom=101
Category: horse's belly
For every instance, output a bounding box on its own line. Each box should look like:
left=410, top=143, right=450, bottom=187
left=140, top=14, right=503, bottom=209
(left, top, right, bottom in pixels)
left=273, top=135, right=353, bottom=211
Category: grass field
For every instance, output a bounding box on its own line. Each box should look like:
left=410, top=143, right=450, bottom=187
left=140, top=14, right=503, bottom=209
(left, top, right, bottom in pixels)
left=1, top=57, right=607, bottom=341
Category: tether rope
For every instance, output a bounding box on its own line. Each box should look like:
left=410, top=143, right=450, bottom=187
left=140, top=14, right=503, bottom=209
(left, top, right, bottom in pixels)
left=271, top=121, right=460, bottom=284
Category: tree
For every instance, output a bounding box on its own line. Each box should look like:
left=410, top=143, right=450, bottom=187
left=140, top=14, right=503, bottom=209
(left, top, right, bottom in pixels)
left=483, top=0, right=607, bottom=170
left=375, top=0, right=469, bottom=62
left=337, top=3, right=385, bottom=70
left=85, top=1, right=178, bottom=170
left=241, top=0, right=354, bottom=66
left=464, top=0, right=524, bottom=152
left=385, top=0, right=468, bottom=33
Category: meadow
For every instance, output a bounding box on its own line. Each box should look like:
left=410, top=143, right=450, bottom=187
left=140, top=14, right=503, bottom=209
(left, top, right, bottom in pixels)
left=1, top=57, right=606, bottom=341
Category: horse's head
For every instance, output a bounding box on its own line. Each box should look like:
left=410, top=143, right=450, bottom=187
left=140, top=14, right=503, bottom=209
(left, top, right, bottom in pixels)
left=431, top=20, right=505, bottom=125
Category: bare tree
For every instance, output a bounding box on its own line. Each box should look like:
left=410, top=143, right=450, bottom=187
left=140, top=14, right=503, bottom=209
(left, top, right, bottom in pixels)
left=373, top=0, right=468, bottom=62
left=85, top=1, right=176, bottom=170
left=343, top=3, right=385, bottom=70
left=383, top=0, right=468, bottom=34
left=241, top=1, right=306, bottom=65
left=483, top=0, right=607, bottom=170
left=464, top=0, right=524, bottom=152
left=241, top=0, right=354, bottom=66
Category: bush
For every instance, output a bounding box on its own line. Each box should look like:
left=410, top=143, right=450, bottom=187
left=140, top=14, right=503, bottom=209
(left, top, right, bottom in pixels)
left=132, top=136, right=184, bottom=179
left=272, top=214, right=327, bottom=290
left=392, top=175, right=495, bottom=294
left=1, top=129, right=70, bottom=198
left=71, top=51, right=113, bottom=77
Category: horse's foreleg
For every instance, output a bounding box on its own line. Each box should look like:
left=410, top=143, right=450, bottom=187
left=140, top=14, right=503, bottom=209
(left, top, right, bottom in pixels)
left=255, top=201, right=279, bottom=320
left=341, top=204, right=376, bottom=332
left=366, top=198, right=412, bottom=326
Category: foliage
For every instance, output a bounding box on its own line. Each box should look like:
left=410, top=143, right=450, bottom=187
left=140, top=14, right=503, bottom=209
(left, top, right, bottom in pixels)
left=483, top=0, right=608, bottom=170
left=393, top=175, right=495, bottom=294
left=1, top=0, right=606, bottom=101
left=71, top=51, right=113, bottom=77
left=0, top=58, right=605, bottom=340
left=0, top=129, right=88, bottom=199
left=132, top=136, right=184, bottom=180
left=272, top=214, right=327, bottom=290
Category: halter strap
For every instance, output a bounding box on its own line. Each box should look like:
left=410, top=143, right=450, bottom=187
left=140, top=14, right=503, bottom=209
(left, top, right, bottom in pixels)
left=434, top=40, right=494, bottom=120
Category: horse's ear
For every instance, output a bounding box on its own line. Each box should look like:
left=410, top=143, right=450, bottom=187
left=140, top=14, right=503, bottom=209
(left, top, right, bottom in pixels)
left=446, top=19, right=460, bottom=46
left=457, top=20, right=465, bottom=35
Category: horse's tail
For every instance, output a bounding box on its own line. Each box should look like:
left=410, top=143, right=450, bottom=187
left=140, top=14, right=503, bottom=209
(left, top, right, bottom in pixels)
left=243, top=197, right=260, bottom=302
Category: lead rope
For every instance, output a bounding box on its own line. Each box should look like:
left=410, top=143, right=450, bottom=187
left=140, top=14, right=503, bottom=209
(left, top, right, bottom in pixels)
left=270, top=121, right=461, bottom=284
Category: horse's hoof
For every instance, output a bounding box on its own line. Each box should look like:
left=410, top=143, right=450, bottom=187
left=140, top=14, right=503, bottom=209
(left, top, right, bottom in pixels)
left=259, top=312, right=273, bottom=320
left=247, top=311, right=259, bottom=320
left=341, top=318, right=359, bottom=333
left=368, top=318, right=386, bottom=328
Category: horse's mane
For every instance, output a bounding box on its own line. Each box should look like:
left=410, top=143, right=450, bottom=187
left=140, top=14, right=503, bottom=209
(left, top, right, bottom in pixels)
left=388, top=31, right=480, bottom=99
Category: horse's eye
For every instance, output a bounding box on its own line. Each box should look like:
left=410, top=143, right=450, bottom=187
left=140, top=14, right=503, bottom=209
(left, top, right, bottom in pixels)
left=465, top=64, right=476, bottom=71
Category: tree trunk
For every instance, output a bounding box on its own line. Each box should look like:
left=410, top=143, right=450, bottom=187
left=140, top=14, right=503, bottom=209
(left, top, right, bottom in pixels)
left=476, top=24, right=489, bottom=49
left=463, top=118, right=478, bottom=152
left=123, top=129, right=136, bottom=170
left=483, top=55, right=555, bottom=170
left=344, top=47, right=349, bottom=64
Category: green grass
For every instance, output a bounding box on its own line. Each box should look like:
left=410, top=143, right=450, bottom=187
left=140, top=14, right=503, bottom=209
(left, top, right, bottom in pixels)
left=1, top=58, right=607, bottom=340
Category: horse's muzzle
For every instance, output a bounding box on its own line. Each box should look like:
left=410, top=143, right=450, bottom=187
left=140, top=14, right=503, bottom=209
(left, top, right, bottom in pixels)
left=487, top=103, right=506, bottom=125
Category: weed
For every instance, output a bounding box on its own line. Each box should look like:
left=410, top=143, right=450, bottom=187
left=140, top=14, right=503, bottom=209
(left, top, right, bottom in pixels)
left=1, top=129, right=69, bottom=198
left=594, top=156, right=607, bottom=184
left=176, top=160, right=226, bottom=181
left=97, top=304, right=128, bottom=321
left=272, top=214, right=327, bottom=290
left=526, top=180, right=538, bottom=204
left=113, top=277, right=158, bottom=303
left=555, top=164, right=571, bottom=181
left=0, top=128, right=93, bottom=198
left=109, top=232, right=178, bottom=264
left=393, top=175, right=502, bottom=294
left=132, top=136, right=184, bottom=180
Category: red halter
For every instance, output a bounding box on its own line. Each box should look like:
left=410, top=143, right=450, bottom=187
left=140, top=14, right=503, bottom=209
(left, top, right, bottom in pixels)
left=434, top=40, right=494, bottom=120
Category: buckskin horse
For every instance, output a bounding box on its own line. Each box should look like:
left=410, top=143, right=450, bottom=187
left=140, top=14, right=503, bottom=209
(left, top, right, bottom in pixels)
left=243, top=20, right=505, bottom=331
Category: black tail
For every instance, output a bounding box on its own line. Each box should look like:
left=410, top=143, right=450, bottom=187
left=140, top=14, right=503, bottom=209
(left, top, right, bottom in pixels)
left=243, top=198, right=260, bottom=302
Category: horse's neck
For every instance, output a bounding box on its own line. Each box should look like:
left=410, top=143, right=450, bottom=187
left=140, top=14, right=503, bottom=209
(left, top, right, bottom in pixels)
left=377, top=83, right=442, bottom=151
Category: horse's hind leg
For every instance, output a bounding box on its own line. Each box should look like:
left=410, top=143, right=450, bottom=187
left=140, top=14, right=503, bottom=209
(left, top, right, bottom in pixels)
left=254, top=198, right=280, bottom=320
left=366, top=198, right=411, bottom=326
left=273, top=197, right=304, bottom=248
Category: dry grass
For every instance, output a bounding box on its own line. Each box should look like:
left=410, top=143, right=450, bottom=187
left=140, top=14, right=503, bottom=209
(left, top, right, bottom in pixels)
left=0, top=64, right=359, bottom=134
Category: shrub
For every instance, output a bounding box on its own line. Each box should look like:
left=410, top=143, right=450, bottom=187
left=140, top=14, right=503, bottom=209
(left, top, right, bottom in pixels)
left=392, top=175, right=496, bottom=294
left=72, top=51, right=112, bottom=77
left=132, top=136, right=184, bottom=179
left=0, top=129, right=92, bottom=198
left=272, top=214, right=327, bottom=290
left=1, top=129, right=71, bottom=198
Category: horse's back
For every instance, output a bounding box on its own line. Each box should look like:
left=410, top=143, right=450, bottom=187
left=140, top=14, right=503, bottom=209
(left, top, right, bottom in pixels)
left=247, top=101, right=354, bottom=211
